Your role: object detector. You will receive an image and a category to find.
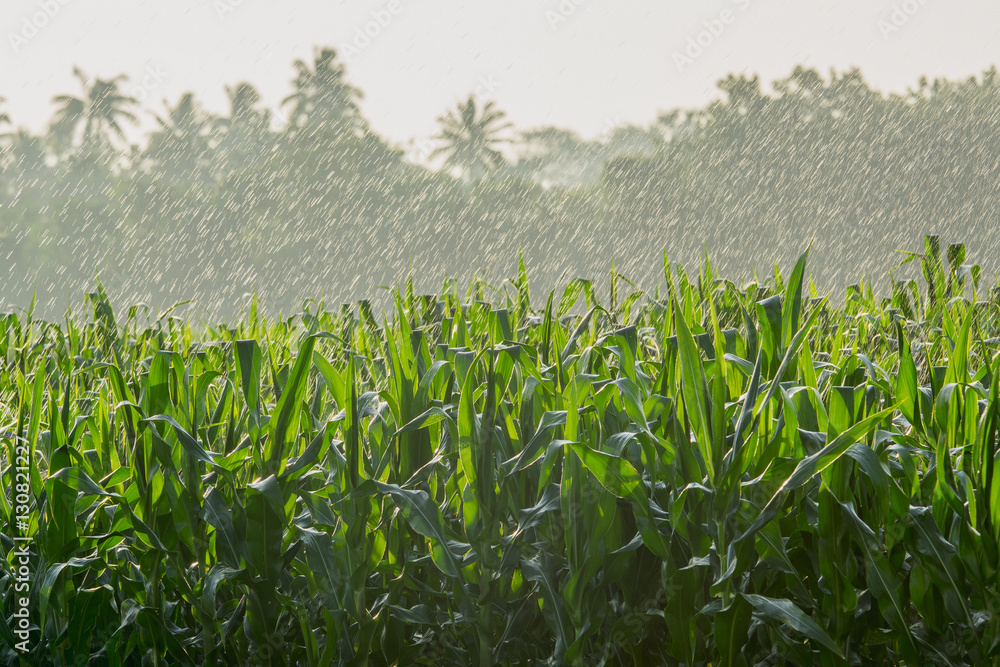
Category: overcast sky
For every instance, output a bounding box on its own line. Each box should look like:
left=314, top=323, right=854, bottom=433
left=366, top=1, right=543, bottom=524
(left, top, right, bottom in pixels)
left=2, top=0, right=998, bottom=148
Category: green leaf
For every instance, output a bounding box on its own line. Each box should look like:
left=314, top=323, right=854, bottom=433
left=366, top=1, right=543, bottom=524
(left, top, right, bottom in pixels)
left=674, top=297, right=714, bottom=481
left=142, top=414, right=216, bottom=466
left=743, top=593, right=844, bottom=658
left=895, top=322, right=920, bottom=429
left=739, top=405, right=896, bottom=544
left=265, top=334, right=318, bottom=476
left=781, top=248, right=809, bottom=350
left=568, top=443, right=669, bottom=559
left=369, top=481, right=462, bottom=579
left=47, top=467, right=114, bottom=498
left=715, top=595, right=753, bottom=667
left=245, top=475, right=285, bottom=586
left=203, top=487, right=243, bottom=568
left=840, top=501, right=919, bottom=659
left=235, top=340, right=262, bottom=441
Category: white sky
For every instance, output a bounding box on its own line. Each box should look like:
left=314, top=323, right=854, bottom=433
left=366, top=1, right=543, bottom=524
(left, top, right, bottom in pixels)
left=2, top=0, right=998, bottom=149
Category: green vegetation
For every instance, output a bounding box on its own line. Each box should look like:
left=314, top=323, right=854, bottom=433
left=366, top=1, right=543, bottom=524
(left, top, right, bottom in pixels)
left=2, top=237, right=999, bottom=665
left=4, top=53, right=1000, bottom=314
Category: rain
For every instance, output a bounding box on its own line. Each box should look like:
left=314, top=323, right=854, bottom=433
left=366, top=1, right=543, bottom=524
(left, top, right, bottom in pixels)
left=2, top=3, right=1000, bottom=664
left=2, top=1, right=998, bottom=318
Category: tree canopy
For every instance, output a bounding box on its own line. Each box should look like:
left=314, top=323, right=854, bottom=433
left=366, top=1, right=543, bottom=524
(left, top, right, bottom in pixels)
left=1, top=51, right=999, bottom=316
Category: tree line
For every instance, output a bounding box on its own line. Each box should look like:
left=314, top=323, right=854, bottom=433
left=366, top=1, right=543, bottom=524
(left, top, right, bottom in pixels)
left=1, top=51, right=998, bottom=316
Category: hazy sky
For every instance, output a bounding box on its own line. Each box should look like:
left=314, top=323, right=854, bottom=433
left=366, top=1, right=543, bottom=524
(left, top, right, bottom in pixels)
left=2, top=0, right=998, bottom=148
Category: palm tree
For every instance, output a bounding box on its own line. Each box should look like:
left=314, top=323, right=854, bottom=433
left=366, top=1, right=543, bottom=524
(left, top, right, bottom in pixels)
left=281, top=48, right=364, bottom=140
left=216, top=82, right=272, bottom=174
left=146, top=93, right=215, bottom=185
left=49, top=68, right=137, bottom=155
left=431, top=96, right=512, bottom=183
left=152, top=93, right=212, bottom=142
left=225, top=82, right=267, bottom=127
left=4, top=129, right=48, bottom=182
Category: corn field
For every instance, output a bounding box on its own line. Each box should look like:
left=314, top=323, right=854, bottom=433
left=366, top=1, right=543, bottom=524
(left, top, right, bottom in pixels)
left=2, top=236, right=999, bottom=665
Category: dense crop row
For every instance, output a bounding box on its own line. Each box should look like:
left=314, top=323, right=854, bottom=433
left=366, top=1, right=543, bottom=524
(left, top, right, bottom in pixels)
left=2, top=237, right=1000, bottom=665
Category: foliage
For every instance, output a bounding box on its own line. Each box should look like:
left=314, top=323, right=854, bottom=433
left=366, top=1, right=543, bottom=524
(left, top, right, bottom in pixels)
left=49, top=67, right=138, bottom=157
left=431, top=95, right=512, bottom=183
left=1, top=238, right=999, bottom=665
left=5, top=58, right=1000, bottom=316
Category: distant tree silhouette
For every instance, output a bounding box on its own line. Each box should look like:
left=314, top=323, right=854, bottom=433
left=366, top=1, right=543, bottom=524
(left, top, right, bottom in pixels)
left=217, top=82, right=272, bottom=175
left=146, top=92, right=216, bottom=187
left=282, top=48, right=364, bottom=142
left=2, top=55, right=1000, bottom=316
left=515, top=127, right=611, bottom=187
left=49, top=68, right=137, bottom=158
left=431, top=96, right=512, bottom=183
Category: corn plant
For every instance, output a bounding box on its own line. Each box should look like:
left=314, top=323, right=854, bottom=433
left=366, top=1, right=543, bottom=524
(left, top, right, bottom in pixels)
left=1, top=238, right=999, bottom=665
